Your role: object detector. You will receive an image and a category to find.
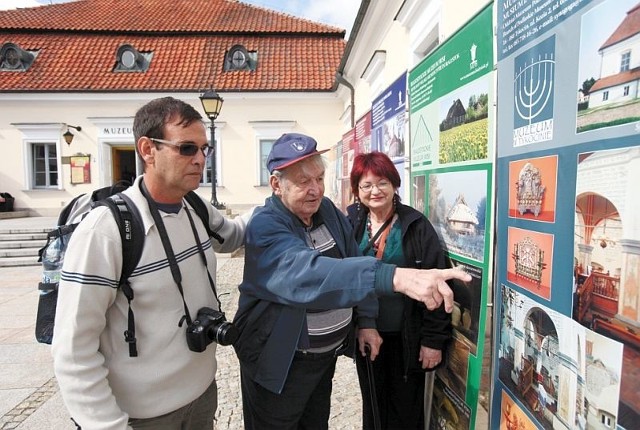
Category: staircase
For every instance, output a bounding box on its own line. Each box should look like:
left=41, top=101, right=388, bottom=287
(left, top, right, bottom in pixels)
left=0, top=206, right=249, bottom=268
left=0, top=214, right=55, bottom=268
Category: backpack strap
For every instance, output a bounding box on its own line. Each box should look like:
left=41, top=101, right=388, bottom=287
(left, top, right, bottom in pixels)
left=184, top=191, right=224, bottom=244
left=38, top=223, right=79, bottom=262
left=90, top=180, right=132, bottom=202
left=57, top=193, right=86, bottom=226
left=96, top=193, right=144, bottom=358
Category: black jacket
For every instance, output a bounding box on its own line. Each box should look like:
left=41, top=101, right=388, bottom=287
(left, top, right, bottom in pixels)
left=346, top=200, right=452, bottom=374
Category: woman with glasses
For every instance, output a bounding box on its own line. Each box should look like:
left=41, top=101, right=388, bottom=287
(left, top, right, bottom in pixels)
left=347, top=151, right=452, bottom=429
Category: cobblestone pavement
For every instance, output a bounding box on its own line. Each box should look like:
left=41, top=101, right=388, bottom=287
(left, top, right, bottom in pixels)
left=213, top=257, right=362, bottom=429
left=0, top=255, right=363, bottom=430
left=0, top=253, right=488, bottom=429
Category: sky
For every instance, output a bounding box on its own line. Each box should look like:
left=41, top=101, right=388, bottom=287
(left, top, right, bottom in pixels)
left=578, top=0, right=636, bottom=86
left=0, top=0, right=361, bottom=36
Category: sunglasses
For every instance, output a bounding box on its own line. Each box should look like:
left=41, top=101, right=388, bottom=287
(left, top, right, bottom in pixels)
left=149, top=137, right=213, bottom=157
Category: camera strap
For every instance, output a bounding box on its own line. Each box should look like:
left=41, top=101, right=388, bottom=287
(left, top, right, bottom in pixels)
left=184, top=205, right=222, bottom=310
left=141, top=182, right=193, bottom=327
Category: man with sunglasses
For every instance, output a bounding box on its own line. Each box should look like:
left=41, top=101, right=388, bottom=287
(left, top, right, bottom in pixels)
left=52, top=97, right=251, bottom=430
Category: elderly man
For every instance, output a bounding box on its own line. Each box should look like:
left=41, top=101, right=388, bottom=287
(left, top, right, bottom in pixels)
left=233, top=132, right=470, bottom=429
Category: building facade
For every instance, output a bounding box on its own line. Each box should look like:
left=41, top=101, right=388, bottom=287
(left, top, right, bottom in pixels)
left=0, top=0, right=346, bottom=215
left=334, top=0, right=490, bottom=202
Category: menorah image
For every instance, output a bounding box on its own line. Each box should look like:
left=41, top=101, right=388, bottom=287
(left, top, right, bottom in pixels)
left=511, top=236, right=546, bottom=288
left=514, top=52, right=555, bottom=126
left=506, top=227, right=553, bottom=299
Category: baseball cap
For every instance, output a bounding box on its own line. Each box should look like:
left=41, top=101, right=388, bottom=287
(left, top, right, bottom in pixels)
left=267, top=133, right=329, bottom=173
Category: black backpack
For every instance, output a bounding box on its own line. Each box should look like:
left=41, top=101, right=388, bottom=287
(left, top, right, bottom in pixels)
left=35, top=181, right=222, bottom=357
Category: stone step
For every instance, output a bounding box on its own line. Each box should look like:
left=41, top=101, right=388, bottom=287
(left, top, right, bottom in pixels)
left=0, top=232, right=48, bottom=241
left=0, top=240, right=46, bottom=249
left=0, top=210, right=30, bottom=220
left=0, top=247, right=42, bottom=258
left=0, top=225, right=51, bottom=234
left=0, top=255, right=41, bottom=267
left=0, top=218, right=56, bottom=267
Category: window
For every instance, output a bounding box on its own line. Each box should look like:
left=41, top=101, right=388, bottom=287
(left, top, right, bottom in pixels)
left=114, top=44, right=152, bottom=72
left=624, top=85, right=630, bottom=96
left=620, top=51, right=631, bottom=72
left=200, top=134, right=222, bottom=187
left=0, top=42, right=36, bottom=71
left=249, top=121, right=296, bottom=186
left=13, top=124, right=62, bottom=190
left=361, top=51, right=387, bottom=98
left=259, top=139, right=275, bottom=185
left=224, top=44, right=258, bottom=71
left=603, top=91, right=609, bottom=101
left=32, top=143, right=58, bottom=188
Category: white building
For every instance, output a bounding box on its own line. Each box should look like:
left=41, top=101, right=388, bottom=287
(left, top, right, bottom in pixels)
left=0, top=0, right=347, bottom=215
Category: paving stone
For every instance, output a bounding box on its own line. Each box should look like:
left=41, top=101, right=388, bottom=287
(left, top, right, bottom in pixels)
left=0, top=251, right=489, bottom=429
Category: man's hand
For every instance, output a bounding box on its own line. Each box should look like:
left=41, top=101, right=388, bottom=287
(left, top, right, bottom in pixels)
left=392, top=267, right=471, bottom=312
left=357, top=328, right=383, bottom=360
left=419, top=346, right=442, bottom=369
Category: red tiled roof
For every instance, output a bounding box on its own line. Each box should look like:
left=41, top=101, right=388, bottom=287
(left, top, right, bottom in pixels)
left=590, top=67, right=640, bottom=92
left=599, top=2, right=640, bottom=51
left=0, top=0, right=346, bottom=92
left=0, top=0, right=344, bottom=34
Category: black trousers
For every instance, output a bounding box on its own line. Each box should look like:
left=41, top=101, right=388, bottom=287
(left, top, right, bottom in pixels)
left=356, top=332, right=426, bottom=430
left=241, top=350, right=338, bottom=430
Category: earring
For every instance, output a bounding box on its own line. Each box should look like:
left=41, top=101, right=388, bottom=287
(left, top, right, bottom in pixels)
left=356, top=197, right=361, bottom=212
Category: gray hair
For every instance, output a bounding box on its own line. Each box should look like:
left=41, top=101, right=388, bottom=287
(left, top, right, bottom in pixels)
left=272, top=154, right=326, bottom=183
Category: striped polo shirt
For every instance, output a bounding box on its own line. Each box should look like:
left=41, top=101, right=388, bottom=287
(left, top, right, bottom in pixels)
left=300, top=222, right=352, bottom=353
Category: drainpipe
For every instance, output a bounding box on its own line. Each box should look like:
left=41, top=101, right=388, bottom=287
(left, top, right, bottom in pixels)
left=334, top=0, right=369, bottom=129
left=335, top=72, right=355, bottom=129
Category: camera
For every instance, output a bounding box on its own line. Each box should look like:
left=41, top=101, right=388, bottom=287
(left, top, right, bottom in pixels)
left=186, top=307, right=239, bottom=352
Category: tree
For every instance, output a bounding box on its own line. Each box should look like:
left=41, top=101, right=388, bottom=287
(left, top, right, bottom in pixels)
left=581, top=78, right=596, bottom=96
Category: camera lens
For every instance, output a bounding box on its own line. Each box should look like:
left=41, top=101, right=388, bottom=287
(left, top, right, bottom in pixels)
left=213, top=322, right=239, bottom=346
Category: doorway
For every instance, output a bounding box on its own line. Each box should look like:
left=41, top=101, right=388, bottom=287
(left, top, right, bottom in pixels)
left=112, top=146, right=136, bottom=185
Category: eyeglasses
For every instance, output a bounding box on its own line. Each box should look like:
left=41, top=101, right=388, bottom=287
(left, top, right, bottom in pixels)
left=149, top=137, right=213, bottom=158
left=359, top=181, right=392, bottom=193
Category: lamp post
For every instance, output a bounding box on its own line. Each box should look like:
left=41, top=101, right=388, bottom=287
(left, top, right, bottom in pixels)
left=199, top=89, right=225, bottom=209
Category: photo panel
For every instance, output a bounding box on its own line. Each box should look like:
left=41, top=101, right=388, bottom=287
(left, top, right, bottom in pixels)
left=508, top=155, right=558, bottom=223
left=573, top=145, right=640, bottom=425
left=437, top=336, right=471, bottom=401
left=576, top=0, right=640, bottom=134
left=450, top=258, right=483, bottom=353
left=430, top=376, right=472, bottom=430
left=498, top=285, right=624, bottom=430
left=437, top=76, right=490, bottom=165
left=500, top=390, right=537, bottom=430
left=412, top=174, right=426, bottom=214
left=506, top=227, right=554, bottom=300
left=428, top=168, right=488, bottom=263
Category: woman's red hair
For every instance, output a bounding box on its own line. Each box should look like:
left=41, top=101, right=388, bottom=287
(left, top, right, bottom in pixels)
left=350, top=151, right=401, bottom=197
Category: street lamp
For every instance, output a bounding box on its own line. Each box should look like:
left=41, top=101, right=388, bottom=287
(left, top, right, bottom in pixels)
left=199, top=89, right=225, bottom=209
left=62, top=124, right=82, bottom=145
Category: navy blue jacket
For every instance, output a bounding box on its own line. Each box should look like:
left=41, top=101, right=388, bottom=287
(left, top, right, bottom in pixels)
left=233, top=195, right=396, bottom=394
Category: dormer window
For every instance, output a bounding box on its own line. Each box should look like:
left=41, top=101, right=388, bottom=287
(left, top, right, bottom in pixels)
left=224, top=44, right=257, bottom=71
left=1, top=42, right=36, bottom=71
left=114, top=44, right=152, bottom=72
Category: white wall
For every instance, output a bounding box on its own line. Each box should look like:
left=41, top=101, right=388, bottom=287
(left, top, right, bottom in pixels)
left=0, top=92, right=343, bottom=215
